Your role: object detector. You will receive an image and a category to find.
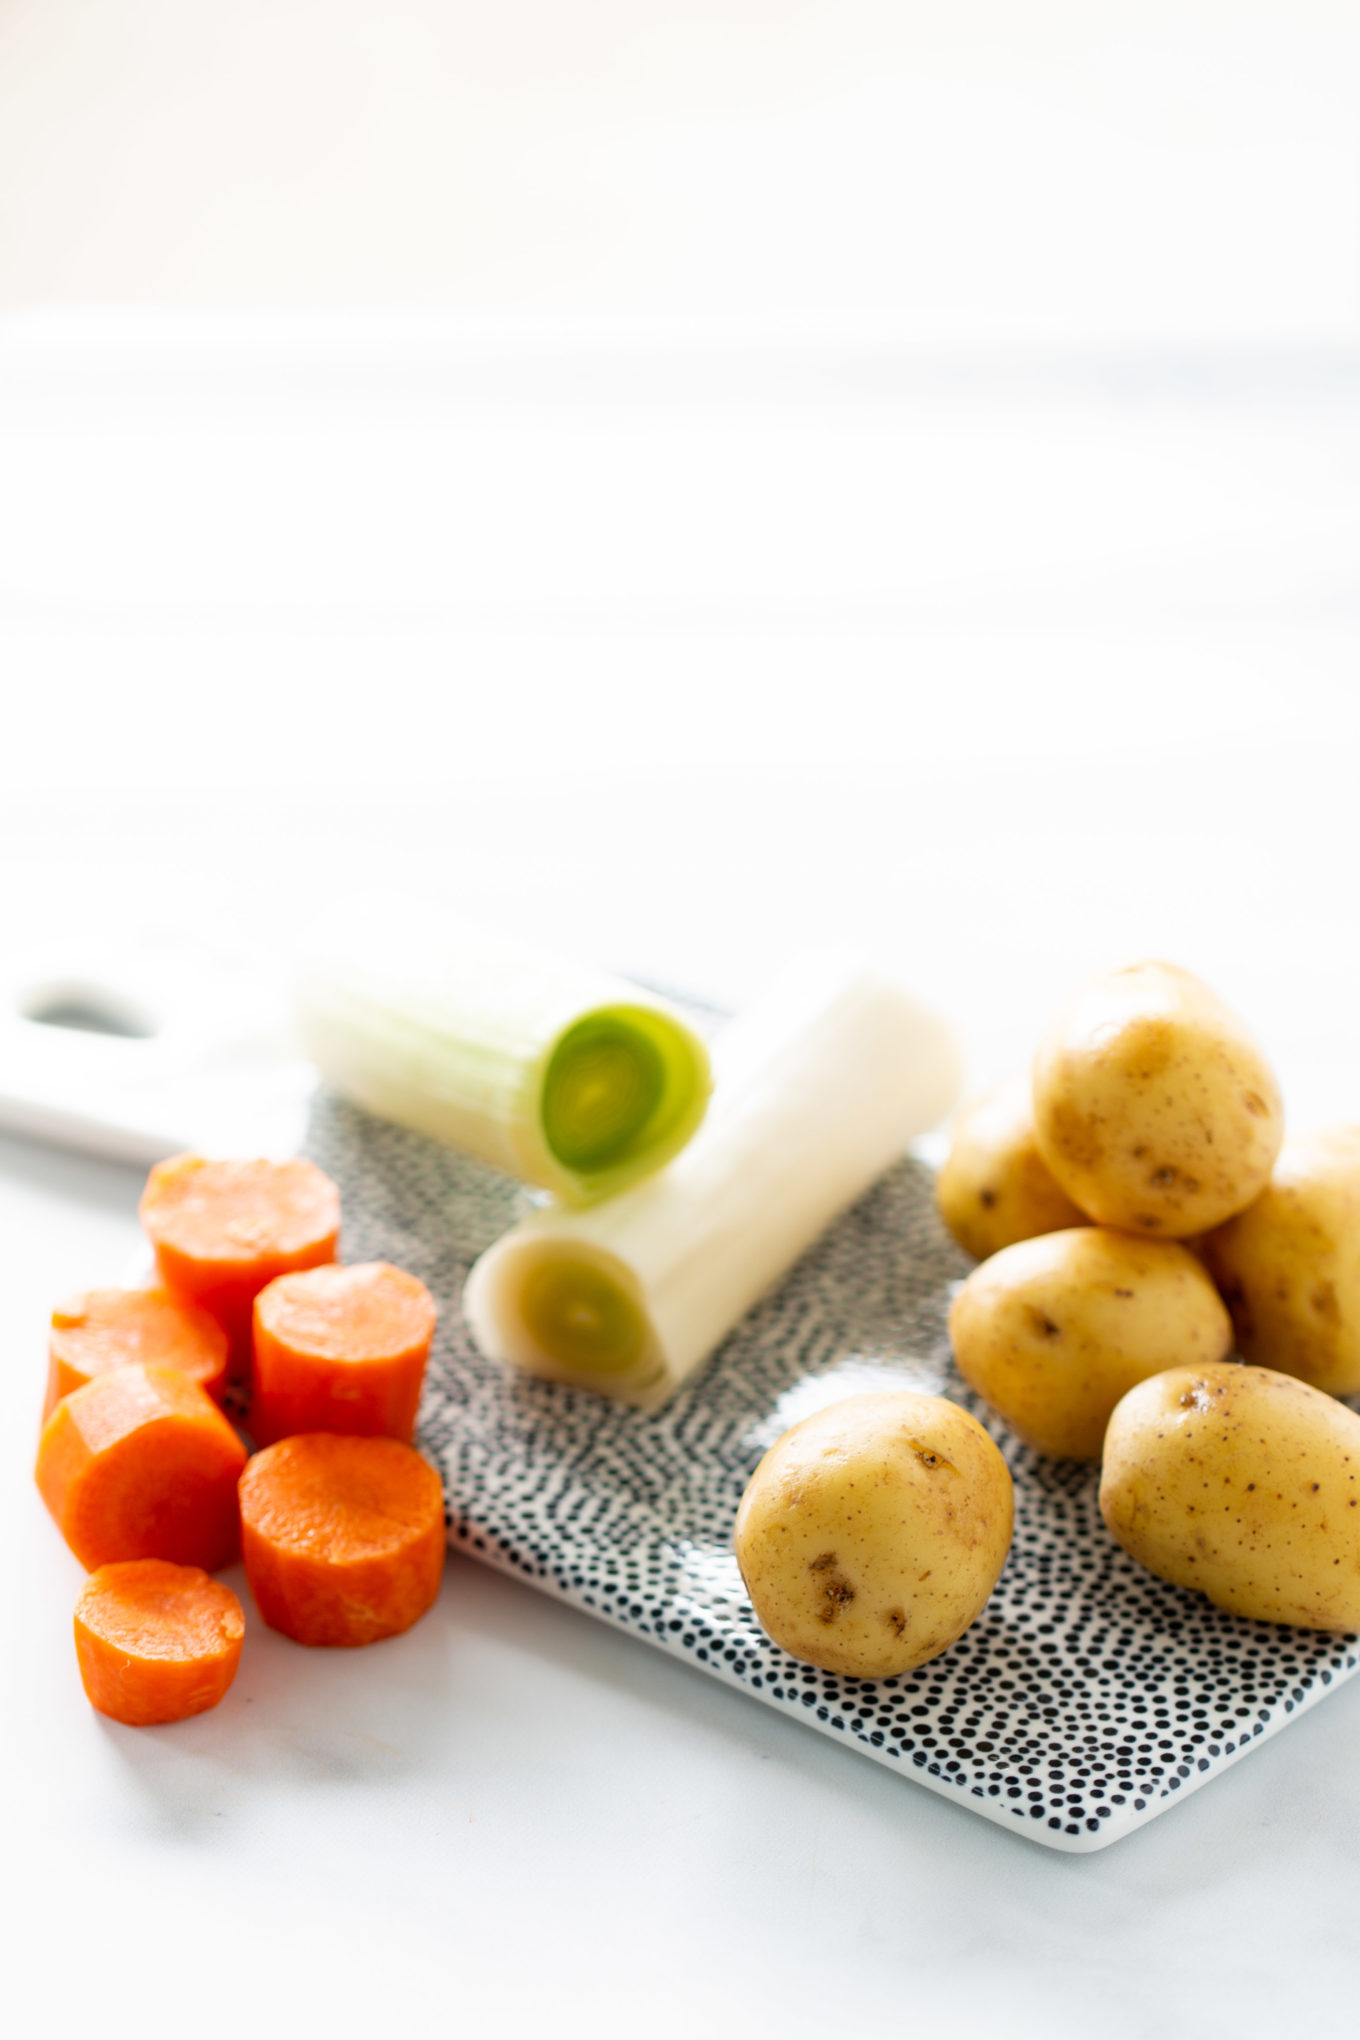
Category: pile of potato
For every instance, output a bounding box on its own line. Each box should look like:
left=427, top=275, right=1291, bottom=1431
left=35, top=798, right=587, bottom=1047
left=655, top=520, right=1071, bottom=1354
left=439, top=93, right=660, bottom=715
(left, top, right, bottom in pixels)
left=731, top=961, right=1360, bottom=1682
left=940, top=960, right=1360, bottom=1632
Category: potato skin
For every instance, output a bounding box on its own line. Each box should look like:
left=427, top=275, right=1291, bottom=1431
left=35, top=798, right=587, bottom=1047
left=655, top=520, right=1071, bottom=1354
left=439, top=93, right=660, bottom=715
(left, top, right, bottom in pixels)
left=1100, top=1362, right=1360, bottom=1629
left=1201, top=1128, right=1360, bottom=1399
left=949, top=1227, right=1232, bottom=1460
left=733, top=1392, right=1013, bottom=1677
left=935, top=1074, right=1090, bottom=1262
left=1032, top=961, right=1283, bottom=1238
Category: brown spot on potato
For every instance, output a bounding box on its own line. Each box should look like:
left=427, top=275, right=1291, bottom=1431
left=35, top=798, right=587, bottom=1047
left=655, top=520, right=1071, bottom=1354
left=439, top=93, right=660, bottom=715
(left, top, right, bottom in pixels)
left=978, top=1187, right=997, bottom=1209
left=1312, top=1283, right=1340, bottom=1326
left=1044, top=1098, right=1103, bottom=1170
left=807, top=1554, right=857, bottom=1621
left=905, top=1438, right=958, bottom=1473
left=1025, top=1306, right=1061, bottom=1340
left=1243, top=1091, right=1267, bottom=1117
left=818, top=1576, right=854, bottom=1620
left=808, top=1559, right=856, bottom=1623
left=886, top=1609, right=907, bottom=1636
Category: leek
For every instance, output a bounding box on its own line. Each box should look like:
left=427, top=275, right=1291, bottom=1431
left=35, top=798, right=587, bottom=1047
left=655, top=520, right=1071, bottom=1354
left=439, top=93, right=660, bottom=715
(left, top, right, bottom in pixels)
left=463, top=950, right=962, bottom=1409
left=295, top=891, right=712, bottom=1205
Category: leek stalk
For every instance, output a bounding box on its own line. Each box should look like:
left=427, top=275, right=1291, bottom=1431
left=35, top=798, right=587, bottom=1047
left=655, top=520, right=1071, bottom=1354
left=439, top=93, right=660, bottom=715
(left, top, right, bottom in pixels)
left=295, top=892, right=712, bottom=1205
left=463, top=950, right=962, bottom=1408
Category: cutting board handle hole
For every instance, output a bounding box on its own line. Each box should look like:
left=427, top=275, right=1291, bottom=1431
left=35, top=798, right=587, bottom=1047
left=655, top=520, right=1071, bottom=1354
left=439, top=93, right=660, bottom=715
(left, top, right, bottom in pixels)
left=19, top=983, right=158, bottom=1040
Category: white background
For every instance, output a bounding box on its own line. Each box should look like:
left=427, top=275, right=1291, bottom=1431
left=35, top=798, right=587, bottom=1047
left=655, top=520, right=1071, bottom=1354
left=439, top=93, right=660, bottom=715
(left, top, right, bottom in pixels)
left=3, top=4, right=1360, bottom=2036
left=2, top=0, right=1359, bottom=342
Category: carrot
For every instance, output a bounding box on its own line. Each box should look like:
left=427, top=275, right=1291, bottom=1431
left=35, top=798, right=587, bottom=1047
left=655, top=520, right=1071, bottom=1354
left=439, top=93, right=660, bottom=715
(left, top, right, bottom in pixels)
left=250, top=1262, right=437, bottom=1447
left=240, top=1433, right=445, bottom=1647
left=35, top=1363, right=247, bottom=1572
left=45, top=1287, right=230, bottom=1421
left=140, top=1155, right=341, bottom=1378
left=74, top=1560, right=244, bottom=1726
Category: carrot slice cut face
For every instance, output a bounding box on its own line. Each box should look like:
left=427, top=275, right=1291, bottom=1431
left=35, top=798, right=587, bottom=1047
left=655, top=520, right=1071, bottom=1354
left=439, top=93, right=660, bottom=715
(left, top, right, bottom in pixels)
left=75, top=1560, right=244, bottom=1726
left=140, top=1155, right=341, bottom=1377
left=46, top=1287, right=230, bottom=1420
left=35, top=1363, right=247, bottom=1572
left=240, top=1433, right=445, bottom=1647
left=251, top=1262, right=437, bottom=1446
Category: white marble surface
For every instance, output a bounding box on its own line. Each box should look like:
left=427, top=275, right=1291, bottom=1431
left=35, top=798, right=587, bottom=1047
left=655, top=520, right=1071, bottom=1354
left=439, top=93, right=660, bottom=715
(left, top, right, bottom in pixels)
left=7, top=1144, right=1360, bottom=2036
left=4, top=320, right=1360, bottom=2034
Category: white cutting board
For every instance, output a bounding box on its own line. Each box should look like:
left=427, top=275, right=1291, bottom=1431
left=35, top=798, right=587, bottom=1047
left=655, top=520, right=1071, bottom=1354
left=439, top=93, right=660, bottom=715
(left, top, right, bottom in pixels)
left=0, top=937, right=312, bottom=1165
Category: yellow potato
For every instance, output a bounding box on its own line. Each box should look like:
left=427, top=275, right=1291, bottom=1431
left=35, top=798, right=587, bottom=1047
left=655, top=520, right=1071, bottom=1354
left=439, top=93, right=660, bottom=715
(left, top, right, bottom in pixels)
left=1032, top=960, right=1283, bottom=1237
left=948, top=1226, right=1232, bottom=1459
left=1201, top=1126, right=1360, bottom=1398
left=935, top=1073, right=1090, bottom=1262
left=1100, top=1362, right=1360, bottom=1629
left=734, top=1391, right=1012, bottom=1677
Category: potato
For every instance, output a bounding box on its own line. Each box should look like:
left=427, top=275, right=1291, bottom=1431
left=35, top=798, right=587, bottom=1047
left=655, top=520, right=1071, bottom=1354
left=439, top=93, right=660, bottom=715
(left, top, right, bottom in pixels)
left=1100, top=1362, right=1360, bottom=1629
left=1201, top=1127, right=1360, bottom=1398
left=935, top=1074, right=1090, bottom=1262
left=733, top=1391, right=1012, bottom=1677
left=948, top=1226, right=1232, bottom=1460
left=1032, top=960, right=1283, bottom=1238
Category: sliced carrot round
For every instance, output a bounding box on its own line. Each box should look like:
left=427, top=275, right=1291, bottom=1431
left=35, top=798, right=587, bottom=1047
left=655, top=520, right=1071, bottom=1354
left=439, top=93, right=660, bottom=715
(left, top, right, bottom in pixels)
left=140, top=1155, right=341, bottom=1376
left=240, top=1433, right=445, bottom=1647
left=251, top=1262, right=437, bottom=1447
left=35, top=1363, right=247, bottom=1572
left=74, top=1560, right=245, bottom=1726
left=46, top=1287, right=230, bottom=1420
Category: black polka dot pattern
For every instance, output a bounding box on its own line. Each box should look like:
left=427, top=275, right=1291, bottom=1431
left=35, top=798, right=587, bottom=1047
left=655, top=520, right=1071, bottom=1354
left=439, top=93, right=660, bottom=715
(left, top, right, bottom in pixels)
left=305, top=1089, right=1360, bottom=1853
